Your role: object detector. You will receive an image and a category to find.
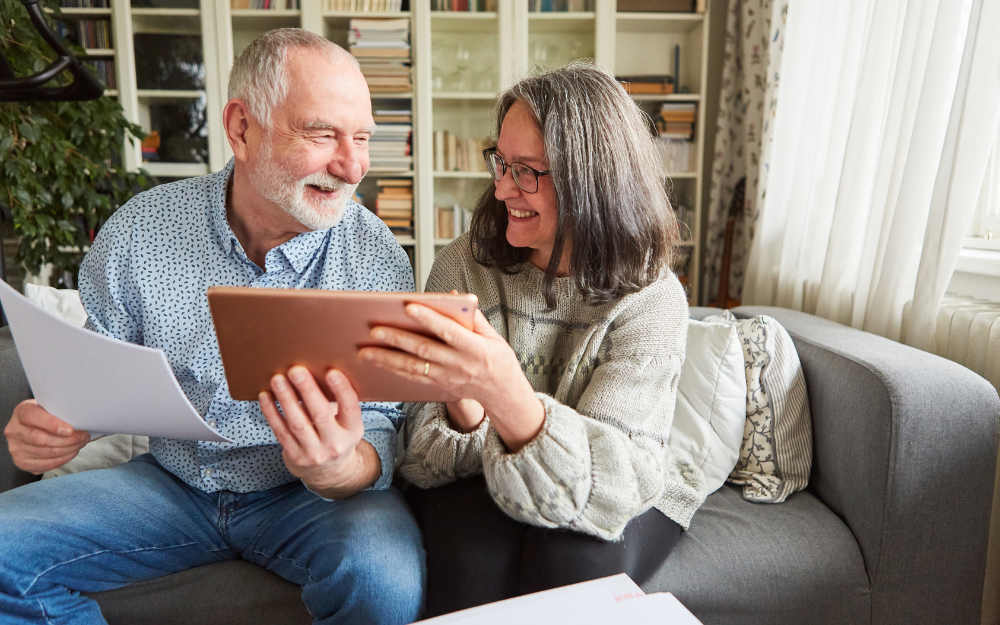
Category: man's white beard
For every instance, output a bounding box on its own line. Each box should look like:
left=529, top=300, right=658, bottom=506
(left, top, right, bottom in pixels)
left=248, top=139, right=358, bottom=231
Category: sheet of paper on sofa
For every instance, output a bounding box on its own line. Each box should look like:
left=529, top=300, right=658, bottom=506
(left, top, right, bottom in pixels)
left=418, top=573, right=702, bottom=624
left=669, top=320, right=747, bottom=495
left=0, top=279, right=231, bottom=442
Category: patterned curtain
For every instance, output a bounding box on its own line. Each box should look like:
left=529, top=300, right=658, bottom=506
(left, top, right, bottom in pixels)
left=702, top=0, right=787, bottom=305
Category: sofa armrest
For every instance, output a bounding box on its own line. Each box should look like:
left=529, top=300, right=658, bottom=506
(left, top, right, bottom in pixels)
left=734, top=306, right=1000, bottom=625
left=0, top=327, right=40, bottom=493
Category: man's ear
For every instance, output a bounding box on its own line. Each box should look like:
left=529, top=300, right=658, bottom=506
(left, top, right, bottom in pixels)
left=223, top=98, right=255, bottom=163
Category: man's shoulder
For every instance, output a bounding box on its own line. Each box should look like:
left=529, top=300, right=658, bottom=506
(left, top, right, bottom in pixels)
left=108, top=172, right=219, bottom=230
left=336, top=200, right=403, bottom=250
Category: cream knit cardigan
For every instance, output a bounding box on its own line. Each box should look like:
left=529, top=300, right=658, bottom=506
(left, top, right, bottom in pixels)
left=399, top=235, right=706, bottom=540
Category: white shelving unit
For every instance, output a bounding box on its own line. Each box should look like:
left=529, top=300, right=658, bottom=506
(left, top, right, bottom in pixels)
left=101, top=0, right=711, bottom=299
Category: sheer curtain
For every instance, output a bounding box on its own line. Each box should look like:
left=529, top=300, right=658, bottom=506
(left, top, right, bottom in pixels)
left=741, top=0, right=1000, bottom=346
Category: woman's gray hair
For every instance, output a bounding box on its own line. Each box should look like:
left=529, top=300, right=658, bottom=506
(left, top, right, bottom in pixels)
left=469, top=61, right=680, bottom=308
left=228, top=28, right=359, bottom=131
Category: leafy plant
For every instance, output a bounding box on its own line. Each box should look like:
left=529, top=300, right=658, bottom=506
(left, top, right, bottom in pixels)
left=0, top=0, right=150, bottom=287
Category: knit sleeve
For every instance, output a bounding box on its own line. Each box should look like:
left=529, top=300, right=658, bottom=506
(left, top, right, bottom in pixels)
left=482, top=278, right=706, bottom=540
left=398, top=402, right=489, bottom=488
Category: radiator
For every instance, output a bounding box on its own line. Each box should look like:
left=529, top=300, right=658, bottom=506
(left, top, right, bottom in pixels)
left=927, top=294, right=1000, bottom=390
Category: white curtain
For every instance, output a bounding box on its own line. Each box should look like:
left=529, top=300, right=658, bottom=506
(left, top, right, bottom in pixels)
left=741, top=0, right=1000, bottom=346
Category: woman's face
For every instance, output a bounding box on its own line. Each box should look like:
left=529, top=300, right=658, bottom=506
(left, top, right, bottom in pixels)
left=495, top=101, right=564, bottom=273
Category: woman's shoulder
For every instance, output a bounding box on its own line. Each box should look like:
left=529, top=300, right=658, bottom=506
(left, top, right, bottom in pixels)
left=603, top=270, right=689, bottom=354
left=425, top=232, right=499, bottom=293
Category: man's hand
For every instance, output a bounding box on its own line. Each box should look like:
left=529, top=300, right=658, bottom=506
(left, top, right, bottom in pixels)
left=259, top=366, right=380, bottom=499
left=4, top=400, right=91, bottom=474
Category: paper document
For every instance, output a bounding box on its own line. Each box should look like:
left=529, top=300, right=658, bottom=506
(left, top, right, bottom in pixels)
left=418, top=573, right=702, bottom=624
left=0, top=280, right=231, bottom=442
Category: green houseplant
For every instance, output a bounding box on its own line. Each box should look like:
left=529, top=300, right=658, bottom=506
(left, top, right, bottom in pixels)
left=0, top=0, right=150, bottom=287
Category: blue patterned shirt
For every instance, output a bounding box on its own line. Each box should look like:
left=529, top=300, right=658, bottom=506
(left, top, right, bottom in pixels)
left=78, top=160, right=414, bottom=493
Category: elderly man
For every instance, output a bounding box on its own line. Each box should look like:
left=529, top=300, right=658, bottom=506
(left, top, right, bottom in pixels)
left=0, top=29, right=423, bottom=624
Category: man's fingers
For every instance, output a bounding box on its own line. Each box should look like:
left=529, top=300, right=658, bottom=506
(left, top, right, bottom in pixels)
left=325, top=370, right=364, bottom=439
left=259, top=390, right=295, bottom=451
left=287, top=366, right=339, bottom=434
left=22, top=427, right=90, bottom=450
left=270, top=374, right=321, bottom=452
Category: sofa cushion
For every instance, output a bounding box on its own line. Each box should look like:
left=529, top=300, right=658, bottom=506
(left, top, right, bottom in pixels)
left=702, top=312, right=812, bottom=503
left=670, top=320, right=746, bottom=495
left=646, top=485, right=869, bottom=625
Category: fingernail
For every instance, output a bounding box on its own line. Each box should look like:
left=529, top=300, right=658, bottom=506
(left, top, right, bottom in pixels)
left=58, top=427, right=71, bottom=436
left=359, top=349, right=374, bottom=361
left=406, top=304, right=420, bottom=316
left=258, top=392, right=270, bottom=403
left=327, top=369, right=343, bottom=384
left=371, top=329, right=385, bottom=340
left=272, top=375, right=288, bottom=391
left=289, top=367, right=306, bottom=383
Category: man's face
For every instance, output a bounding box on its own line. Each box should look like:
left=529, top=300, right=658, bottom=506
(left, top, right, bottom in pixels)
left=247, top=48, right=375, bottom=231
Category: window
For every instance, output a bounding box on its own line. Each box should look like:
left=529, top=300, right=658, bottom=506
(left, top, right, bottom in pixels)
left=966, top=125, right=1000, bottom=252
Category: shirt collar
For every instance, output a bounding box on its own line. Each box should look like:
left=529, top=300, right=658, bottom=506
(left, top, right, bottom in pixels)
left=208, top=158, right=338, bottom=275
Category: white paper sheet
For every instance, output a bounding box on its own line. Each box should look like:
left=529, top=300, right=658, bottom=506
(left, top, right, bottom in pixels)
left=0, top=280, right=231, bottom=442
left=421, top=573, right=676, bottom=625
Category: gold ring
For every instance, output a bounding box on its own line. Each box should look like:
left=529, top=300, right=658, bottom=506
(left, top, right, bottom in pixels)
left=423, top=361, right=430, bottom=376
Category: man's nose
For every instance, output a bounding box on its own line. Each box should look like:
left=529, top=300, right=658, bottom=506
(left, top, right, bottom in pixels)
left=329, top=141, right=367, bottom=185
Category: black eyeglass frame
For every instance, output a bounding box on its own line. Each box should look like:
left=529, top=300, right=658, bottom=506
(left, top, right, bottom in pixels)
left=482, top=147, right=551, bottom=194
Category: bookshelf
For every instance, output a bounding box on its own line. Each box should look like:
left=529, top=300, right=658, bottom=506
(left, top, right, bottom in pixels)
left=94, top=0, right=712, bottom=300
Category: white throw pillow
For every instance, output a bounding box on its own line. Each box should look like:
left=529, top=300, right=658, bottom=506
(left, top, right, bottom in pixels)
left=702, top=311, right=812, bottom=503
left=669, top=320, right=748, bottom=495
left=23, top=285, right=152, bottom=480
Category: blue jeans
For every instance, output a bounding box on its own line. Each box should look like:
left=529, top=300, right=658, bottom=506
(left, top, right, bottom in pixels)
left=0, top=454, right=425, bottom=625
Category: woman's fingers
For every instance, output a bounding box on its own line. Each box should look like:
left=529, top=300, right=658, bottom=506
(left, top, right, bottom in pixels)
left=370, top=324, right=459, bottom=368
left=472, top=308, right=501, bottom=338
left=359, top=345, right=442, bottom=385
left=404, top=303, right=480, bottom=350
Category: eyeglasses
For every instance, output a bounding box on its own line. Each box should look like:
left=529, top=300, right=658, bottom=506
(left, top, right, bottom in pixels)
left=482, top=147, right=551, bottom=194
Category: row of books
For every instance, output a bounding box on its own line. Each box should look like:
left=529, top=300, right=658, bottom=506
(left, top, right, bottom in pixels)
left=657, top=137, right=693, bottom=173
left=324, top=0, right=406, bottom=11
left=430, top=0, right=498, bottom=10
left=229, top=0, right=300, bottom=8
left=435, top=205, right=473, bottom=239
left=86, top=58, right=116, bottom=89
left=57, top=19, right=111, bottom=49
left=349, top=18, right=412, bottom=93
left=374, top=179, right=413, bottom=235
left=433, top=132, right=489, bottom=173
left=527, top=0, right=594, bottom=11
left=60, top=0, right=109, bottom=6
left=657, top=102, right=696, bottom=139
left=370, top=123, right=412, bottom=172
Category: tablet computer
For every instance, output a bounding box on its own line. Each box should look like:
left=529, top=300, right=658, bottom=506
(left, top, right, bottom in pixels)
left=207, top=287, right=479, bottom=403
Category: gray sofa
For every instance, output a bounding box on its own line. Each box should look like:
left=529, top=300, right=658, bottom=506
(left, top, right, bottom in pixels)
left=1, top=306, right=997, bottom=625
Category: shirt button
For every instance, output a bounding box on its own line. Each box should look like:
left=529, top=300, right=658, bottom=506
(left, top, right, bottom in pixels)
left=208, top=420, right=217, bottom=428
left=203, top=468, right=214, bottom=477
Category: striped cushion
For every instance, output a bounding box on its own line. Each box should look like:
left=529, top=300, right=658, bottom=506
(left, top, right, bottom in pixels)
left=702, top=311, right=812, bottom=503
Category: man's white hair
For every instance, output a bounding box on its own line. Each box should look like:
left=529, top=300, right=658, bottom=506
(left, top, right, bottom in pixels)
left=228, top=28, right=359, bottom=130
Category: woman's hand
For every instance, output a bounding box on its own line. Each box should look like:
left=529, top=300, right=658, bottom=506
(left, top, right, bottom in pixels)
left=445, top=399, right=486, bottom=433
left=359, top=304, right=544, bottom=452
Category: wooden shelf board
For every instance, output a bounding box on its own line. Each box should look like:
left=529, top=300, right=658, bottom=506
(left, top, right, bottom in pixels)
left=631, top=93, right=702, bottom=102
left=432, top=92, right=495, bottom=100
left=395, top=235, right=416, bottom=245
left=434, top=238, right=455, bottom=246
left=323, top=11, right=411, bottom=18
left=142, top=162, right=210, bottom=177
left=667, top=171, right=698, bottom=179
left=434, top=171, right=490, bottom=179
left=528, top=12, right=595, bottom=19
left=616, top=12, right=703, bottom=33
left=367, top=169, right=415, bottom=176
left=83, top=48, right=115, bottom=56
left=431, top=12, right=498, bottom=19
left=370, top=91, right=414, bottom=99
left=54, top=7, right=113, bottom=16
left=136, top=89, right=205, bottom=99
left=103, top=89, right=119, bottom=97
left=131, top=8, right=200, bottom=16
left=231, top=9, right=301, bottom=29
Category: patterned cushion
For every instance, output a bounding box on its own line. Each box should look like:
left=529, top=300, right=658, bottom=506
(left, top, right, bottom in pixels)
left=701, top=311, right=812, bottom=503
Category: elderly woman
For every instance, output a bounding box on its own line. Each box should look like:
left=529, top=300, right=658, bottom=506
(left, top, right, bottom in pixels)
left=359, top=62, right=706, bottom=615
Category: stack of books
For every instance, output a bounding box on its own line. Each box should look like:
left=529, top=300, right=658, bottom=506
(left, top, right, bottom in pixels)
left=60, top=0, right=109, bottom=6
left=86, top=58, right=116, bottom=89
left=349, top=18, right=412, bottom=94
left=375, top=179, right=413, bottom=236
left=324, top=0, right=405, bottom=10
left=431, top=0, right=497, bottom=10
left=141, top=131, right=160, bottom=162
left=373, top=108, right=411, bottom=123
left=657, top=102, right=696, bottom=139
left=435, top=205, right=473, bottom=239
left=230, top=0, right=301, bottom=9
left=433, top=130, right=490, bottom=172
left=73, top=19, right=111, bottom=49
left=616, top=74, right=674, bottom=95
left=527, top=0, right=594, bottom=11
left=370, top=122, right=412, bottom=172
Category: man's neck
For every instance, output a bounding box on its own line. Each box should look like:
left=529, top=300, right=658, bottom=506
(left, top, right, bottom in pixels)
left=226, top=166, right=307, bottom=269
